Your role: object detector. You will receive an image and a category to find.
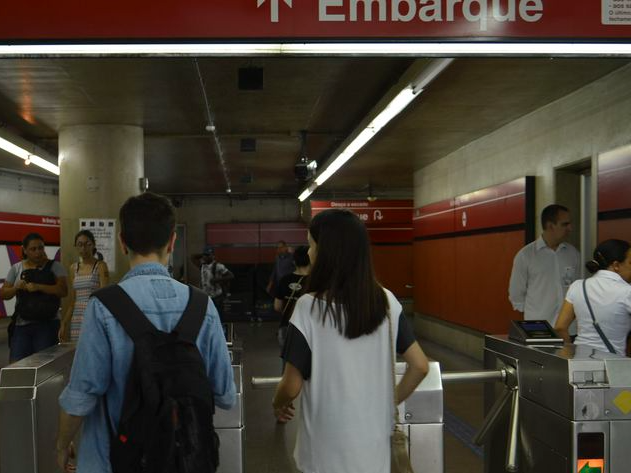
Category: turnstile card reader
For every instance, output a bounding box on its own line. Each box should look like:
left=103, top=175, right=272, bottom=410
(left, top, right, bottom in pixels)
left=508, top=320, right=564, bottom=345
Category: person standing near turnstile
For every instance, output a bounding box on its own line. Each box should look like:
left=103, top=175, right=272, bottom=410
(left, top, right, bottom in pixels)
left=0, top=233, right=68, bottom=362
left=555, top=239, right=631, bottom=355
left=272, top=209, right=430, bottom=473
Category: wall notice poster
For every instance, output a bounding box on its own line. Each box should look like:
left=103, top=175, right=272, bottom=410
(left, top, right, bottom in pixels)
left=79, top=219, right=117, bottom=272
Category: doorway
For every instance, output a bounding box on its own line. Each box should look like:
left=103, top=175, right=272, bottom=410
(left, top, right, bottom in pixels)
left=555, top=158, right=593, bottom=277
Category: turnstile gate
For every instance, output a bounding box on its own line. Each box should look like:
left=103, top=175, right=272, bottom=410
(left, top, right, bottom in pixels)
left=0, top=344, right=75, bottom=473
left=481, top=335, right=631, bottom=473
left=0, top=342, right=245, bottom=473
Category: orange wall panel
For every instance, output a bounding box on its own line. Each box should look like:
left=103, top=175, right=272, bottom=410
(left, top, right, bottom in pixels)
left=598, top=219, right=631, bottom=245
left=413, top=231, right=524, bottom=334
left=372, top=245, right=413, bottom=298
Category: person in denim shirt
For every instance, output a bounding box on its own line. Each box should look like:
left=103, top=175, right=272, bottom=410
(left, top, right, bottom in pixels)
left=56, top=192, right=236, bottom=472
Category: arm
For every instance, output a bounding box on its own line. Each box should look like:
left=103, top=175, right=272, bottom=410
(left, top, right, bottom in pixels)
left=56, top=411, right=82, bottom=470
left=98, top=261, right=110, bottom=288
left=396, top=342, right=430, bottom=404
left=0, top=280, right=25, bottom=300
left=60, top=269, right=76, bottom=342
left=272, top=362, right=303, bottom=422
left=274, top=298, right=284, bottom=313
left=554, top=300, right=576, bottom=344
left=508, top=252, right=527, bottom=313
left=27, top=275, right=68, bottom=298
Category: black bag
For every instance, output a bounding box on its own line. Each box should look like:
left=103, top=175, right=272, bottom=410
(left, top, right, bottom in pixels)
left=15, top=260, right=60, bottom=321
left=93, top=285, right=220, bottom=473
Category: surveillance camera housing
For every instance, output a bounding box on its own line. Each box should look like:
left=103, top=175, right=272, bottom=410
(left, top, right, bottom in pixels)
left=294, top=160, right=317, bottom=181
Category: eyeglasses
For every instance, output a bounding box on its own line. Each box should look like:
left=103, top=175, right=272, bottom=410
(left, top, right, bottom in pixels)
left=76, top=242, right=94, bottom=248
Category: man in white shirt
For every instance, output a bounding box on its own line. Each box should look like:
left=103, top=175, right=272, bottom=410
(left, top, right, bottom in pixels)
left=509, top=204, right=581, bottom=326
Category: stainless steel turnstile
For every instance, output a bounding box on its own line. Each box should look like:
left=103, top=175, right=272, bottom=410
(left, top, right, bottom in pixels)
left=216, top=349, right=245, bottom=473
left=253, top=360, right=450, bottom=473
left=0, top=343, right=75, bottom=473
left=481, top=335, right=631, bottom=473
left=0, top=340, right=245, bottom=473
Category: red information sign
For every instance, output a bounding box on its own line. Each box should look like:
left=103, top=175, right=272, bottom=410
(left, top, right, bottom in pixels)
left=0, top=1, right=630, bottom=41
left=311, top=200, right=413, bottom=225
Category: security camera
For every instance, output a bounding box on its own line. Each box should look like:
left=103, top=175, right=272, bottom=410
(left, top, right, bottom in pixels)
left=295, top=159, right=317, bottom=181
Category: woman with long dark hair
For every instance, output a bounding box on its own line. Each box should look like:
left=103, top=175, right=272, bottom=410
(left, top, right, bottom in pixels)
left=0, top=232, right=68, bottom=362
left=59, top=230, right=109, bottom=342
left=555, top=239, right=631, bottom=355
left=273, top=209, right=429, bottom=473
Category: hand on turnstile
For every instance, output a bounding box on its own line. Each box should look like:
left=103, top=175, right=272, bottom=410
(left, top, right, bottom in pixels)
left=56, top=441, right=76, bottom=472
left=274, top=402, right=295, bottom=424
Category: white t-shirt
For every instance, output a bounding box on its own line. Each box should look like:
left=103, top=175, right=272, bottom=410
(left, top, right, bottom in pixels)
left=509, top=237, right=581, bottom=326
left=286, top=289, right=408, bottom=473
left=566, top=270, right=631, bottom=355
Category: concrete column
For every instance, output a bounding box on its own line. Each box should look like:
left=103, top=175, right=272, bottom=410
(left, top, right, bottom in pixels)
left=58, top=125, right=144, bottom=283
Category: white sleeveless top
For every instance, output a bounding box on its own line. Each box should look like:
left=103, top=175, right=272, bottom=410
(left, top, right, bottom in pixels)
left=289, top=289, right=402, bottom=473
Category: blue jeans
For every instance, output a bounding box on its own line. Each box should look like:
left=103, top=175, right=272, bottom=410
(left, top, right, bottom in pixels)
left=9, top=319, right=60, bottom=363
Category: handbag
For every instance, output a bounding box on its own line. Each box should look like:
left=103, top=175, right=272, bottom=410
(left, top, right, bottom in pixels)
left=387, top=311, right=414, bottom=473
left=582, top=279, right=617, bottom=354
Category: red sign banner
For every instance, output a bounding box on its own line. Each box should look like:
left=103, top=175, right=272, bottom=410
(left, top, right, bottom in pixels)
left=311, top=200, right=413, bottom=225
left=1, top=1, right=630, bottom=41
left=0, top=212, right=60, bottom=244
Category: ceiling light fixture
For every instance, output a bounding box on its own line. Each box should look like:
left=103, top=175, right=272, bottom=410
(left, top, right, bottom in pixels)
left=1, top=42, right=631, bottom=57
left=299, top=58, right=453, bottom=202
left=0, top=135, right=59, bottom=175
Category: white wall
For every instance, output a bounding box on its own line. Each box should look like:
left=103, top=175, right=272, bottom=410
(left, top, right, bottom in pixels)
left=0, top=171, right=59, bottom=216
left=414, top=63, right=631, bottom=236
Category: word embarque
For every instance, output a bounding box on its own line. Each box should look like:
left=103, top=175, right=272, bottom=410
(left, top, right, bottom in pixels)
left=319, top=0, right=544, bottom=31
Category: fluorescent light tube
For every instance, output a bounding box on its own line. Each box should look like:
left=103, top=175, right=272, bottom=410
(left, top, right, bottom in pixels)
left=0, top=136, right=60, bottom=175
left=1, top=43, right=631, bottom=57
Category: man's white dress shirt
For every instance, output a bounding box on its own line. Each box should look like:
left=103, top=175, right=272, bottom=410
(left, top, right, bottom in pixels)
left=509, top=237, right=581, bottom=326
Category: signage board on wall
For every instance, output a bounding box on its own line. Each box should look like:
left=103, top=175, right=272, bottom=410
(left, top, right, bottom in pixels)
left=311, top=200, right=413, bottom=225
left=0, top=1, right=630, bottom=41
left=80, top=219, right=117, bottom=272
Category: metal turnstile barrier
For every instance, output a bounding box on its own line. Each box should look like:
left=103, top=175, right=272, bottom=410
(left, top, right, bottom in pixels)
left=481, top=335, right=631, bottom=473
left=0, top=344, right=75, bottom=473
left=252, top=361, right=507, bottom=473
left=0, top=338, right=245, bottom=473
left=216, top=348, right=245, bottom=473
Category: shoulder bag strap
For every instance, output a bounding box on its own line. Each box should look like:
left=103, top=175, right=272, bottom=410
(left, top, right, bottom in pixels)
left=387, top=310, right=400, bottom=426
left=582, top=279, right=617, bottom=354
left=282, top=276, right=305, bottom=318
left=173, top=286, right=209, bottom=343
left=92, top=285, right=157, bottom=341
left=43, top=259, right=55, bottom=272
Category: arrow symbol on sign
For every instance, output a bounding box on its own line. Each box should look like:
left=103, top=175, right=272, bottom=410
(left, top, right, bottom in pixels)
left=257, top=0, right=292, bottom=23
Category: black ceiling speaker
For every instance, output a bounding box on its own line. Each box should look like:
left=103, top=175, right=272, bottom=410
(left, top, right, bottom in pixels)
left=240, top=138, right=256, bottom=152
left=238, top=67, right=264, bottom=90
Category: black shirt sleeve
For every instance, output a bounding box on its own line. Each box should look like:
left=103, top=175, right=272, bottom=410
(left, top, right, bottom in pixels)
left=396, top=311, right=416, bottom=354
left=282, top=323, right=312, bottom=380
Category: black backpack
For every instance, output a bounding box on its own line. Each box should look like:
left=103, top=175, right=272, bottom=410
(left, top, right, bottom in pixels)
left=16, top=260, right=61, bottom=321
left=93, top=285, right=220, bottom=473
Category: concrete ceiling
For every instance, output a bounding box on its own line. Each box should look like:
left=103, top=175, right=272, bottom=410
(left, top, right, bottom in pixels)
left=0, top=56, right=627, bottom=199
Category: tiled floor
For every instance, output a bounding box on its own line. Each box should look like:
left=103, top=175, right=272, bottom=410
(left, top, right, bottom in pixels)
left=238, top=321, right=485, bottom=473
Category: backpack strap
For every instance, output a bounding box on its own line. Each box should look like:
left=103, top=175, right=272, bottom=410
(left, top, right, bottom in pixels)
left=43, top=259, right=55, bottom=272
left=93, top=285, right=157, bottom=341
left=174, top=286, right=209, bottom=343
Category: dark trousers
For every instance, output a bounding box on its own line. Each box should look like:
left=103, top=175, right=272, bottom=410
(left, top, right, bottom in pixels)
left=9, top=319, right=60, bottom=363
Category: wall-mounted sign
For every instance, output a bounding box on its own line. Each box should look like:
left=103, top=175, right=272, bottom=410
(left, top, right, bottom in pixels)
left=0, top=1, right=629, bottom=41
left=311, top=200, right=413, bottom=225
